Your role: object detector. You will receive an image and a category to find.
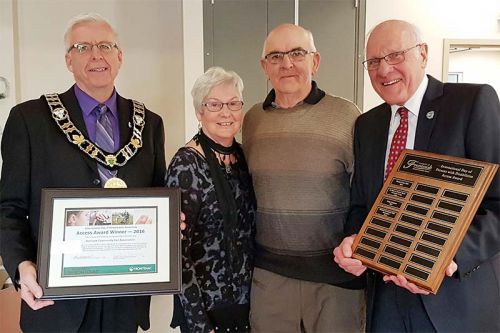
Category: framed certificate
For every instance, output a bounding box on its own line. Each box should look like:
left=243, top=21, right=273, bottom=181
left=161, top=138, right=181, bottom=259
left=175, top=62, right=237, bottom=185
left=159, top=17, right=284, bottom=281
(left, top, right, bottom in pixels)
left=36, top=187, right=181, bottom=300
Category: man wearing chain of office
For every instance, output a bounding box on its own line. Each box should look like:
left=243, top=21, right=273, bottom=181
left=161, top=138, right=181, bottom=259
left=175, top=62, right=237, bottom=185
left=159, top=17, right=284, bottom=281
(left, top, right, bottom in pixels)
left=0, top=13, right=166, bottom=332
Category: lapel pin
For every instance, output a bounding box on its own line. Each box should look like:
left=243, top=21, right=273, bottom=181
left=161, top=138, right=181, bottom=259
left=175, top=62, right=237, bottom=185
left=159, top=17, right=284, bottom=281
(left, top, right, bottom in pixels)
left=128, top=122, right=132, bottom=128
left=426, top=111, right=435, bottom=119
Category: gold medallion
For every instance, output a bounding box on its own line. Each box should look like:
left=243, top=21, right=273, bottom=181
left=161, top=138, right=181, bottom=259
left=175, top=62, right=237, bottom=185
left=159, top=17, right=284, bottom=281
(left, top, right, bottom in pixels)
left=105, top=155, right=117, bottom=167
left=104, top=177, right=128, bottom=188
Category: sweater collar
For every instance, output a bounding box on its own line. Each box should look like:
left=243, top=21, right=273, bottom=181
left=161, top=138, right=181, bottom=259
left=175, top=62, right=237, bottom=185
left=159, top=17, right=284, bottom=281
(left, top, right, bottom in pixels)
left=263, top=80, right=326, bottom=109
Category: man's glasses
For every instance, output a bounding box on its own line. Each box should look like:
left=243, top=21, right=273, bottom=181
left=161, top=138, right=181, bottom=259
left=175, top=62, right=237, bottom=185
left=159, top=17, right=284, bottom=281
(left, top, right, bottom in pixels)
left=68, top=42, right=119, bottom=54
left=363, top=44, right=424, bottom=71
left=264, top=48, right=315, bottom=64
left=202, top=100, right=244, bottom=112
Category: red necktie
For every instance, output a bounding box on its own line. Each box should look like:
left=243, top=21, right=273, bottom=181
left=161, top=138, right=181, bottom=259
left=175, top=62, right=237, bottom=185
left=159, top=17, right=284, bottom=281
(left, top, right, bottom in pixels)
left=385, top=107, right=408, bottom=179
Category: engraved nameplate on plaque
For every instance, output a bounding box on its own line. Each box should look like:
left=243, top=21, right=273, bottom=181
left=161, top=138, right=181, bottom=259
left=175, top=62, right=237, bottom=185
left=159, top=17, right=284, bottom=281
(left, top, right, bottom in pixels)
left=351, top=150, right=498, bottom=294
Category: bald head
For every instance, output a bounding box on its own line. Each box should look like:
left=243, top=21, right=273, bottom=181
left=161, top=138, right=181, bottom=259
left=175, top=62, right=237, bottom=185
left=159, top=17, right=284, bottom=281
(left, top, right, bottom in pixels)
left=365, top=20, right=428, bottom=106
left=262, top=24, right=316, bottom=58
left=259, top=23, right=321, bottom=107
left=367, top=20, right=423, bottom=53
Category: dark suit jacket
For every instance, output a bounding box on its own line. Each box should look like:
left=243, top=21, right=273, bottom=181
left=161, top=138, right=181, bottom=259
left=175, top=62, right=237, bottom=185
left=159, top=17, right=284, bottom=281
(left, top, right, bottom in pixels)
left=0, top=86, right=166, bottom=332
left=346, top=76, right=500, bottom=332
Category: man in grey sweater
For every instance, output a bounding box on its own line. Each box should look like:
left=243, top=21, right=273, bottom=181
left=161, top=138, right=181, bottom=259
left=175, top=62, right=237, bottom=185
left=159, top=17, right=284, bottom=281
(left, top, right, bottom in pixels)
left=242, top=24, right=364, bottom=333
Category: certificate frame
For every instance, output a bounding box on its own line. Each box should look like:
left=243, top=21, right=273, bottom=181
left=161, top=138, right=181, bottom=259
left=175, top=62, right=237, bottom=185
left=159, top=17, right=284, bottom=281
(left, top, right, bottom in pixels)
left=37, top=187, right=181, bottom=300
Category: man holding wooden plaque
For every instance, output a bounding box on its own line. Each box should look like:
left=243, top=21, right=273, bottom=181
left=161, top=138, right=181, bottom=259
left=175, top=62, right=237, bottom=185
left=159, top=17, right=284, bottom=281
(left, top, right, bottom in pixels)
left=334, top=20, right=500, bottom=332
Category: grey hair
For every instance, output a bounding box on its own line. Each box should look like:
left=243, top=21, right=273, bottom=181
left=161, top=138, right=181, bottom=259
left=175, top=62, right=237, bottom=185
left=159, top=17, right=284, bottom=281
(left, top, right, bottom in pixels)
left=365, top=20, right=424, bottom=52
left=64, top=13, right=119, bottom=52
left=191, top=67, right=244, bottom=114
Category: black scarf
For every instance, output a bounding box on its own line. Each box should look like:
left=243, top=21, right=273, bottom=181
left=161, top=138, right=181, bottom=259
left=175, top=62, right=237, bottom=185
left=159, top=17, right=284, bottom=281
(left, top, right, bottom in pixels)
left=195, top=129, right=249, bottom=269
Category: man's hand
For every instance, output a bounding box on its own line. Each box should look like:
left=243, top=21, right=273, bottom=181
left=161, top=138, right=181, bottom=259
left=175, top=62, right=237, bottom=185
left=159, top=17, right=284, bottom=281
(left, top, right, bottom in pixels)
left=383, top=260, right=458, bottom=295
left=382, top=274, right=430, bottom=295
left=18, top=261, right=54, bottom=310
left=333, top=234, right=367, bottom=276
left=445, top=260, right=458, bottom=277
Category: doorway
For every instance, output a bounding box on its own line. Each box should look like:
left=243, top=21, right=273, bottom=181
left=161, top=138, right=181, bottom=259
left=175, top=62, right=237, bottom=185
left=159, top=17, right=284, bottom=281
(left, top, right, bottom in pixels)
left=442, top=39, right=500, bottom=95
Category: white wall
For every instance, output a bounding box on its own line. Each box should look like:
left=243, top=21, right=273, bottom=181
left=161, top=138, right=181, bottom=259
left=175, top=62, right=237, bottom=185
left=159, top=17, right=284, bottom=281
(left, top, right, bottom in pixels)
left=363, top=0, right=500, bottom=111
left=182, top=0, right=204, bottom=142
left=0, top=0, right=17, bottom=175
left=449, top=49, right=500, bottom=95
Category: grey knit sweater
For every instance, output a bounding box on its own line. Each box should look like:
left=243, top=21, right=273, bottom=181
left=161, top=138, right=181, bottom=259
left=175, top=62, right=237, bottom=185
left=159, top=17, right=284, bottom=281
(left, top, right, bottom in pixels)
left=242, top=87, right=362, bottom=286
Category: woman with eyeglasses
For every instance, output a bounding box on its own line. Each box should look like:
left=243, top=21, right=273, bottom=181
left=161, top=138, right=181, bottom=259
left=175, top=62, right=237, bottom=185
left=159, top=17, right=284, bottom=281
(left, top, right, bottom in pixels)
left=166, top=67, right=256, bottom=333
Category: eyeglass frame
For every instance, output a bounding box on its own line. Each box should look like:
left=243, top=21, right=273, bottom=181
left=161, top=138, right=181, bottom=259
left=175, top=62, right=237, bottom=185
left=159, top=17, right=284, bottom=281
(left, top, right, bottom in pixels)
left=362, top=43, right=425, bottom=71
left=201, top=100, right=244, bottom=112
left=67, top=42, right=119, bottom=54
left=263, top=48, right=316, bottom=64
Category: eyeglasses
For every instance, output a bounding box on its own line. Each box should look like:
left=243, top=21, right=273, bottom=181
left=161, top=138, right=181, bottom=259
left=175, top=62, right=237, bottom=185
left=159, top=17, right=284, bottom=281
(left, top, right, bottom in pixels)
left=264, top=48, right=315, bottom=64
left=202, top=100, right=244, bottom=112
left=363, top=44, right=424, bottom=71
left=68, top=42, right=119, bottom=54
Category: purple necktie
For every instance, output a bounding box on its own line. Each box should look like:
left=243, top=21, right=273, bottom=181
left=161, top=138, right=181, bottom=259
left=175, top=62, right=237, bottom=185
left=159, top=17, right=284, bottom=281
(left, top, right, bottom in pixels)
left=95, top=104, right=117, bottom=184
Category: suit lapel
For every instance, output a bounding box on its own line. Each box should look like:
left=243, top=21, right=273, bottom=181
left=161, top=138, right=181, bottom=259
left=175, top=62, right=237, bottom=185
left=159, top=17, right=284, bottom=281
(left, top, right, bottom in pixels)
left=59, top=87, right=90, bottom=138
left=373, top=105, right=392, bottom=186
left=414, top=75, right=444, bottom=150
left=116, top=94, right=133, bottom=180
left=58, top=87, right=98, bottom=173
left=117, top=94, right=133, bottom=147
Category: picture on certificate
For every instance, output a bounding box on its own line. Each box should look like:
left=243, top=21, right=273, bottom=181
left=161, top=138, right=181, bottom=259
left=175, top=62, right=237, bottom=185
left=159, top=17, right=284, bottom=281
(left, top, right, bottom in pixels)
left=37, top=188, right=181, bottom=300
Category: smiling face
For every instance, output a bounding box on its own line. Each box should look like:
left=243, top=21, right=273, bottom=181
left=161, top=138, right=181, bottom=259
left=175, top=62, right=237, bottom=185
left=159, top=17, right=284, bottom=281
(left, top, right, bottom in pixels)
left=65, top=21, right=122, bottom=101
left=196, top=82, right=243, bottom=147
left=366, top=20, right=428, bottom=106
left=260, top=24, right=320, bottom=102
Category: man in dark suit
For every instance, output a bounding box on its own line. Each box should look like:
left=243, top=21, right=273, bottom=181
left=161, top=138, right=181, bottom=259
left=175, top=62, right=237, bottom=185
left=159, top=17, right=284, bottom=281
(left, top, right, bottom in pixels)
left=0, top=13, right=166, bottom=332
left=334, top=20, right=500, bottom=332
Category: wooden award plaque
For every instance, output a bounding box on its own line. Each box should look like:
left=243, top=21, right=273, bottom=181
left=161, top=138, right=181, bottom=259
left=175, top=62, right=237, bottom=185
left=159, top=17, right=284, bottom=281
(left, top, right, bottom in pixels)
left=351, top=150, right=498, bottom=294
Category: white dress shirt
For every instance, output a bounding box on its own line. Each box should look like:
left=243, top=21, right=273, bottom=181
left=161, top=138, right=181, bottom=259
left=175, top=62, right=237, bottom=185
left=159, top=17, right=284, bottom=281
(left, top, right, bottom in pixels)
left=384, top=75, right=429, bottom=168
